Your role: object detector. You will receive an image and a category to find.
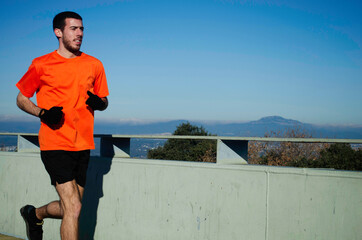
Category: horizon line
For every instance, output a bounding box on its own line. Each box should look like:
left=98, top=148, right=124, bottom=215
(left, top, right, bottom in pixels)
left=0, top=114, right=361, bottom=127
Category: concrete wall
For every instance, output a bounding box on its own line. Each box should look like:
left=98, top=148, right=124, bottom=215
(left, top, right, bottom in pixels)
left=1, top=152, right=361, bottom=240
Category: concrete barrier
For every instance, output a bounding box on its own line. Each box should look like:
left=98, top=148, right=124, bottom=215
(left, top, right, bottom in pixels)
left=1, top=152, right=361, bottom=240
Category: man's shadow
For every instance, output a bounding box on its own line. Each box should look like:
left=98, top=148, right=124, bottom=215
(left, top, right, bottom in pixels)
left=79, top=156, right=112, bottom=240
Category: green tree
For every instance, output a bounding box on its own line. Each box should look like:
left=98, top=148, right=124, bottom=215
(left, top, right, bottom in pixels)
left=147, top=122, right=216, bottom=162
left=312, top=143, right=362, bottom=171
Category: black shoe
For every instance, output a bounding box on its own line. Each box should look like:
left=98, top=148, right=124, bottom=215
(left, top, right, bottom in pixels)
left=20, top=205, right=43, bottom=240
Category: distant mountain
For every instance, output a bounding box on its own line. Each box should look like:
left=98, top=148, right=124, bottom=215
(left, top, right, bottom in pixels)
left=199, top=116, right=306, bottom=137
left=0, top=120, right=39, bottom=133
left=0, top=116, right=361, bottom=139
left=249, top=116, right=303, bottom=125
left=94, top=116, right=362, bottom=139
left=94, top=120, right=187, bottom=135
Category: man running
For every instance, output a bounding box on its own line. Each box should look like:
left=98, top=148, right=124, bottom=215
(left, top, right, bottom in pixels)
left=16, top=11, right=109, bottom=240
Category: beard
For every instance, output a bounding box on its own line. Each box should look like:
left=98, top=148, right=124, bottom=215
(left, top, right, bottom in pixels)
left=62, top=36, right=81, bottom=54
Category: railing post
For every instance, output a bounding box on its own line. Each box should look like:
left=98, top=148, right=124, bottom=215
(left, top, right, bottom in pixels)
left=17, top=134, right=40, bottom=152
left=100, top=136, right=130, bottom=158
left=216, top=139, right=248, bottom=164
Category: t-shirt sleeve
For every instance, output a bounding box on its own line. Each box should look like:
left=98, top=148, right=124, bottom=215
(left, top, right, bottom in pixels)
left=93, top=61, right=109, bottom=98
left=16, top=62, right=41, bottom=98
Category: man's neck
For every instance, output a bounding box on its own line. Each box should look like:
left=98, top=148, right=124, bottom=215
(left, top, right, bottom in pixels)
left=56, top=48, right=81, bottom=59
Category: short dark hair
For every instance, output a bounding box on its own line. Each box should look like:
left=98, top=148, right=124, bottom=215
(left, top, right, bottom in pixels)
left=53, top=11, right=82, bottom=30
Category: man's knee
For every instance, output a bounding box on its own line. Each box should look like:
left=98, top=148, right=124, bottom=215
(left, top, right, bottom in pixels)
left=56, top=181, right=83, bottom=219
left=69, top=200, right=82, bottom=219
left=61, top=196, right=82, bottom=219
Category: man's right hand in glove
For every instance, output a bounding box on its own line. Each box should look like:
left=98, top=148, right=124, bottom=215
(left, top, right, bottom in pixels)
left=39, top=106, right=64, bottom=125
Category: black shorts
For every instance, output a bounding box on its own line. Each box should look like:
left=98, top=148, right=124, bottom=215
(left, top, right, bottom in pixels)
left=41, top=150, right=90, bottom=187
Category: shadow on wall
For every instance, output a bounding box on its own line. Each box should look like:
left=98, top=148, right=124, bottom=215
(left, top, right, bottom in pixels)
left=79, top=156, right=112, bottom=240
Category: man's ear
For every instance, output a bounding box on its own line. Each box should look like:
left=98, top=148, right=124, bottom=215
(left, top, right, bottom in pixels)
left=54, top=28, right=62, bottom=38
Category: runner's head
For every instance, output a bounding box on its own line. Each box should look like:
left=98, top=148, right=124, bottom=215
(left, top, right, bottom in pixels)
left=53, top=11, right=82, bottom=31
left=53, top=11, right=84, bottom=54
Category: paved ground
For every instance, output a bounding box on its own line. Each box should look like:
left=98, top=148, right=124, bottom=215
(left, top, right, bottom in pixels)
left=0, top=234, right=24, bottom=240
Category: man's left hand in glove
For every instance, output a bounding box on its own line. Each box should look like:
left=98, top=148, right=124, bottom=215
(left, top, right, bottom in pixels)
left=86, top=91, right=107, bottom=111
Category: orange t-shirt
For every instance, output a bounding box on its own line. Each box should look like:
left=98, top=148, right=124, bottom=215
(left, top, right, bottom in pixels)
left=16, top=51, right=109, bottom=151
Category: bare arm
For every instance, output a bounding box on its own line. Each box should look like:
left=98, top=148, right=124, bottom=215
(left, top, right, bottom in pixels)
left=16, top=91, right=42, bottom=117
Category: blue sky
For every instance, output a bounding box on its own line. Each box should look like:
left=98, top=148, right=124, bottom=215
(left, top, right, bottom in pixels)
left=0, top=0, right=361, bottom=125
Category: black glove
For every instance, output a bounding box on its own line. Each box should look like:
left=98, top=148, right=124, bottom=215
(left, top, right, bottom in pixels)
left=86, top=91, right=106, bottom=110
left=39, top=106, right=63, bottom=125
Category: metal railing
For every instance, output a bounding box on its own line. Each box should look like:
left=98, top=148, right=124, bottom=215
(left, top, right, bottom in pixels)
left=1, top=132, right=361, bottom=165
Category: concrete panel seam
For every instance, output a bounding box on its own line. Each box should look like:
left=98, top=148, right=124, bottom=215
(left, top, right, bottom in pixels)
left=265, top=171, right=270, bottom=240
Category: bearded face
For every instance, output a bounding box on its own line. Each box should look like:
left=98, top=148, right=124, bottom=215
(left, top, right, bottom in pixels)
left=61, top=31, right=82, bottom=53
left=57, top=18, right=83, bottom=54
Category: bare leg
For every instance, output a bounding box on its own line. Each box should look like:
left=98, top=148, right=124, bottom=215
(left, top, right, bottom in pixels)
left=35, top=184, right=85, bottom=220
left=36, top=200, right=63, bottom=220
left=57, top=180, right=83, bottom=240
